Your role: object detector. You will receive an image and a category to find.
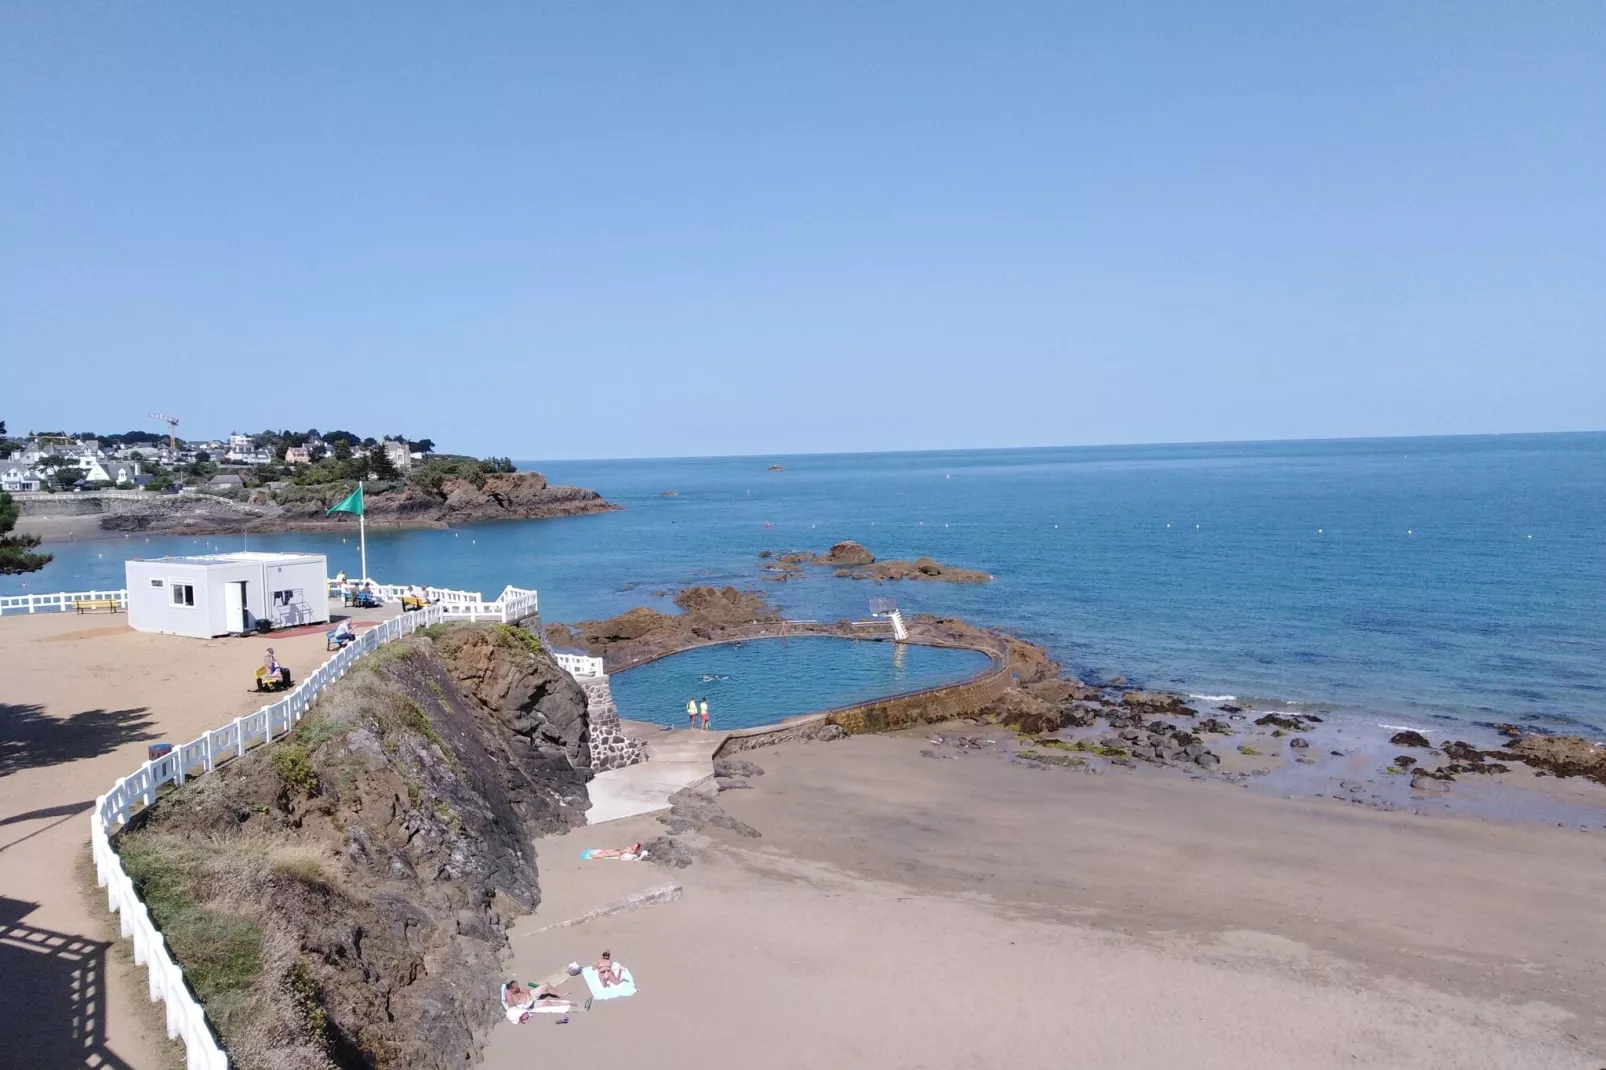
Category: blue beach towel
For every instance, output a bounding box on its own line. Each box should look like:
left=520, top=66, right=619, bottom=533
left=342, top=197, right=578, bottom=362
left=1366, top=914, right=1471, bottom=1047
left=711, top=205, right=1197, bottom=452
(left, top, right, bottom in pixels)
left=582, top=965, right=637, bottom=1001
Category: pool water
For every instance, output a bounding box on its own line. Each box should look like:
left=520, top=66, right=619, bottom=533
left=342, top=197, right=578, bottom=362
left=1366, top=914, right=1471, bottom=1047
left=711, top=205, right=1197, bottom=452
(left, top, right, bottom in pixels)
left=607, top=636, right=994, bottom=731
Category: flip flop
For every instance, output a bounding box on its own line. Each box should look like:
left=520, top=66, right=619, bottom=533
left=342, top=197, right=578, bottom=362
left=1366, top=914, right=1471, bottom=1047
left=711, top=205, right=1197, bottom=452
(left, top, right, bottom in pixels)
left=584, top=996, right=593, bottom=1011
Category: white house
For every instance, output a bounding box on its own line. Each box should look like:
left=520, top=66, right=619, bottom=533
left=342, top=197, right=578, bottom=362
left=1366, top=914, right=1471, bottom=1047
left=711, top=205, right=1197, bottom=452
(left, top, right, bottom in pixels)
left=125, top=552, right=329, bottom=639
left=1, top=464, right=42, bottom=492
left=383, top=439, right=412, bottom=473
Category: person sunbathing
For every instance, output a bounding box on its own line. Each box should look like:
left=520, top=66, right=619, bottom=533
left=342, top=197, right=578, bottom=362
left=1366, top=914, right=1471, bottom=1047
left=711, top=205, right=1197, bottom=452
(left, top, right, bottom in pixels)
left=588, top=843, right=643, bottom=859
left=594, top=950, right=622, bottom=987
left=505, top=979, right=568, bottom=1007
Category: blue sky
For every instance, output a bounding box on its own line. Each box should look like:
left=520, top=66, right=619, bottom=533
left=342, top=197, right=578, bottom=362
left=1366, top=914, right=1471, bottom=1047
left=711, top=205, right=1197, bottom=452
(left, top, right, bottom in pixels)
left=3, top=3, right=1602, bottom=459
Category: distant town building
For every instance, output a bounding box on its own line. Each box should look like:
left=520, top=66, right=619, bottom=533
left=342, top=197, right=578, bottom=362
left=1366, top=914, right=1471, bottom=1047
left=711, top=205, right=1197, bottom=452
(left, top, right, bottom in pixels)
left=284, top=446, right=312, bottom=465
left=0, top=464, right=42, bottom=492
left=383, top=439, right=413, bottom=474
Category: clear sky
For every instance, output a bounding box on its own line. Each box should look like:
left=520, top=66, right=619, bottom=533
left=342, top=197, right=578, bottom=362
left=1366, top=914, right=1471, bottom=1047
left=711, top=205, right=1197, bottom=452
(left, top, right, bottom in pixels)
left=3, top=3, right=1602, bottom=459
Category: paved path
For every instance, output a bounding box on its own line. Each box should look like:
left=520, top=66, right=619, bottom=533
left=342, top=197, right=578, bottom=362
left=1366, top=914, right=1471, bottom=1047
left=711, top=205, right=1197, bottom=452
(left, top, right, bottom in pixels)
left=584, top=727, right=728, bottom=825
left=0, top=598, right=398, bottom=1069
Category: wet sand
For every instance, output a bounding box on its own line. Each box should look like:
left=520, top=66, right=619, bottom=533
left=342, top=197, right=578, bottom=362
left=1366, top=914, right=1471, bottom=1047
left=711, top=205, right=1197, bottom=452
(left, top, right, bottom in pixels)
left=491, top=732, right=1606, bottom=1070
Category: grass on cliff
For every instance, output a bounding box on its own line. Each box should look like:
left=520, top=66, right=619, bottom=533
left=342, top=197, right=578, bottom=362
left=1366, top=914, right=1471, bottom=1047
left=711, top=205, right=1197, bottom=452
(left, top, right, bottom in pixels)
left=116, top=835, right=268, bottom=1034
left=496, top=623, right=544, bottom=656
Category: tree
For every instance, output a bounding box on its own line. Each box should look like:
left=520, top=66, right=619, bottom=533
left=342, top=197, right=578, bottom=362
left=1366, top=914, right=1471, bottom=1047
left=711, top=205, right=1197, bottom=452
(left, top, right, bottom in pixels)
left=410, top=438, right=435, bottom=455
left=195, top=450, right=211, bottom=463
left=366, top=448, right=400, bottom=482
left=0, top=492, right=51, bottom=574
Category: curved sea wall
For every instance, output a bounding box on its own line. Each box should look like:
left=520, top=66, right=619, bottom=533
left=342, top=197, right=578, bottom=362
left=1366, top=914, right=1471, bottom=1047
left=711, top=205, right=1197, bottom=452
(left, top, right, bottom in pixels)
left=714, top=646, right=1012, bottom=756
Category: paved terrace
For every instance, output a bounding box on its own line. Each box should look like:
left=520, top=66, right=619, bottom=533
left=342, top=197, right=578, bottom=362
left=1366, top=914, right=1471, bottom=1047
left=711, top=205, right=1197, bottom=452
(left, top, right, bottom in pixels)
left=585, top=721, right=728, bottom=824
left=0, top=599, right=401, bottom=1069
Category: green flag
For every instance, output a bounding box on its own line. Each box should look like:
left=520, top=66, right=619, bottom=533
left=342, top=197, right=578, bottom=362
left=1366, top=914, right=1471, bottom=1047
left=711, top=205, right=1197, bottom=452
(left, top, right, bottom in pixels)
left=326, top=484, right=364, bottom=516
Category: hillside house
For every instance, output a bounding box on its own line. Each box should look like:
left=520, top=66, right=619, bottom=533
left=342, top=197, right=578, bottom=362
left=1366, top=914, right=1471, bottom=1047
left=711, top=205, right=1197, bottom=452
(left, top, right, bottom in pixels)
left=0, top=465, right=42, bottom=492
left=383, top=439, right=413, bottom=473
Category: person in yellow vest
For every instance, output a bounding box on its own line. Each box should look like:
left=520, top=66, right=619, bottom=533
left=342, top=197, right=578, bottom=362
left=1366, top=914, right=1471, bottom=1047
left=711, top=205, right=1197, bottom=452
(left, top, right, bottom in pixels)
left=686, top=697, right=697, bottom=729
left=699, top=697, right=710, bottom=731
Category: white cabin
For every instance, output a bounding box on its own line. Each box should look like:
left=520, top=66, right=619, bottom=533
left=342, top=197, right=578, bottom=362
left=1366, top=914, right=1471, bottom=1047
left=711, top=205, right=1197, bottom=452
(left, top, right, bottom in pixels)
left=125, top=552, right=329, bottom=639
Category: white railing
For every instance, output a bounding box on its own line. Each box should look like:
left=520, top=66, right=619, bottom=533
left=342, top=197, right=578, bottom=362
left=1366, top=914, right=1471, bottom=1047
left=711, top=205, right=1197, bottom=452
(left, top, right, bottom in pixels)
left=90, top=604, right=447, bottom=1070
left=324, top=580, right=538, bottom=623
left=553, top=651, right=605, bottom=678
left=0, top=588, right=129, bottom=615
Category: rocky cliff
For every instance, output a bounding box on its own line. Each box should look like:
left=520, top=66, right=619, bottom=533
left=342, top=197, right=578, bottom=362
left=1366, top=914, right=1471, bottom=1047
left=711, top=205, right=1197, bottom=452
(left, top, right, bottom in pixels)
left=116, top=623, right=591, bottom=1070
left=97, top=471, right=614, bottom=535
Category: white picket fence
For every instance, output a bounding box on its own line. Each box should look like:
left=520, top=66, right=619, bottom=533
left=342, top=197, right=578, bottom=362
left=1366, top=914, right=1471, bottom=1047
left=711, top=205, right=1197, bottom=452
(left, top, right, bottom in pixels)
left=0, top=588, right=129, bottom=614
left=89, top=604, right=448, bottom=1070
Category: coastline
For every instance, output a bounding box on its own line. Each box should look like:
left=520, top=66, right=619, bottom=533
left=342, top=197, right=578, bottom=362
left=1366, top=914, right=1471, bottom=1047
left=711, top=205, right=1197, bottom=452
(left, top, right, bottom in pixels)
left=493, top=732, right=1606, bottom=1069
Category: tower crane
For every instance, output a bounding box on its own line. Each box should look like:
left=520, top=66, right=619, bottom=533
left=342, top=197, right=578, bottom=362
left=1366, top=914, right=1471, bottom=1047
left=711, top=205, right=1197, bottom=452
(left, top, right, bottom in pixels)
left=149, top=413, right=179, bottom=450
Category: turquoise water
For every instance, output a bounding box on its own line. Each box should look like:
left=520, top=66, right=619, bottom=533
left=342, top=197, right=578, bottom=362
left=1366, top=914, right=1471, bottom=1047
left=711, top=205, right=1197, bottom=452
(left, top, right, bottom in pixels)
left=608, top=636, right=993, bottom=731
left=8, top=433, right=1604, bottom=735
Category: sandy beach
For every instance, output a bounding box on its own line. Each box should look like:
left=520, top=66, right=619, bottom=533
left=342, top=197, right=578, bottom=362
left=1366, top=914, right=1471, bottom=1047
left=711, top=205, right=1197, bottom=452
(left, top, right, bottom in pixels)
left=489, top=732, right=1606, bottom=1070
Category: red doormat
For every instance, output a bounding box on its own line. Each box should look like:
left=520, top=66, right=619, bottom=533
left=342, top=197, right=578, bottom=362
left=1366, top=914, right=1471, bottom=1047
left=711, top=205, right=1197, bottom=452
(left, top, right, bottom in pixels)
left=253, top=618, right=382, bottom=640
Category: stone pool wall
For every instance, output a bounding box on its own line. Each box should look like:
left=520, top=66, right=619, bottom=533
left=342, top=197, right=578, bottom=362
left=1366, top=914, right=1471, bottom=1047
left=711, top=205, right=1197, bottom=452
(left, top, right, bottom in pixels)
left=714, top=648, right=1012, bottom=755
left=576, top=674, right=649, bottom=771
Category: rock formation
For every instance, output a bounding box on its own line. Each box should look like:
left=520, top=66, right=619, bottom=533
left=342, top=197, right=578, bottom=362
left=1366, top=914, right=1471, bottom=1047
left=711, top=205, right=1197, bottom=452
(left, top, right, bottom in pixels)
left=754, top=542, right=992, bottom=584
left=544, top=586, right=781, bottom=670
left=97, top=471, right=615, bottom=535
left=115, top=623, right=593, bottom=1070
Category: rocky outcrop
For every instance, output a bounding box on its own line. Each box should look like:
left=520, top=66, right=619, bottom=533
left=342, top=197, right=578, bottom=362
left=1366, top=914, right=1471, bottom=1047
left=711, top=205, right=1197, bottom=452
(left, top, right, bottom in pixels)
left=115, top=624, right=593, bottom=1070
left=1390, top=730, right=1432, bottom=748
left=816, top=540, right=874, bottom=566
left=97, top=471, right=615, bottom=535
left=1501, top=735, right=1606, bottom=784
left=544, top=586, right=781, bottom=671
left=755, top=542, right=992, bottom=584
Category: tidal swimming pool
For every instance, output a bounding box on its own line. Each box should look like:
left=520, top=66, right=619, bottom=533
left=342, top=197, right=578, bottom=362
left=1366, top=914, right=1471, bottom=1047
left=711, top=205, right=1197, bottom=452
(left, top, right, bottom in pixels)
left=607, top=636, right=994, bottom=732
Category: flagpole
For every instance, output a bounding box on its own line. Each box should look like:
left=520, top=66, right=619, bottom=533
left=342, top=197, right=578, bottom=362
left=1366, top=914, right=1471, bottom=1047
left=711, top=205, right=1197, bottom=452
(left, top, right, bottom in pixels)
left=359, top=478, right=368, bottom=583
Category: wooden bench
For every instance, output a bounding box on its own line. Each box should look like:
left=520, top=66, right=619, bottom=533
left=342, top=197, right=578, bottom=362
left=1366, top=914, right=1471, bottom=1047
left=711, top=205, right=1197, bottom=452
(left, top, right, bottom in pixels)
left=74, top=599, right=122, bottom=614
left=400, top=596, right=427, bottom=612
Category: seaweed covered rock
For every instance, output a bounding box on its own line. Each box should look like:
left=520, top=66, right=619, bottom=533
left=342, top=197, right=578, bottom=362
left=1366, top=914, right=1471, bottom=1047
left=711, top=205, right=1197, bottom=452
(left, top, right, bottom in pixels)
left=115, top=624, right=593, bottom=1070
left=1502, top=735, right=1606, bottom=785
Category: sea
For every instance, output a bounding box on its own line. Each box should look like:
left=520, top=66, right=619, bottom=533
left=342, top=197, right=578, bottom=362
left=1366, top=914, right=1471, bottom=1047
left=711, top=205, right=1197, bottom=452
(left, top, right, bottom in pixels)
left=7, top=433, right=1604, bottom=737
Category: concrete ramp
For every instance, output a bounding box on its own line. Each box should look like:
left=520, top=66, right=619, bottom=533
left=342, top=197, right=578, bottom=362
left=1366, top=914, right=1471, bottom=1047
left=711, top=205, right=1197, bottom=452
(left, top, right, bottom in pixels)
left=584, top=729, right=728, bottom=825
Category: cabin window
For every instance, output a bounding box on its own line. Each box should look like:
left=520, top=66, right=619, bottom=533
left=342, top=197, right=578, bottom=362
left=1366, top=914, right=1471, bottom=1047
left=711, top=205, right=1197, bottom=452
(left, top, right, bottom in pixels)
left=170, top=582, right=195, bottom=607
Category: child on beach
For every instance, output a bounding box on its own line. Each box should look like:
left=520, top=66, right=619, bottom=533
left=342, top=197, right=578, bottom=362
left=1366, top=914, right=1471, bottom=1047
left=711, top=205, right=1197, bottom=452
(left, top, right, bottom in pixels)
left=686, top=698, right=697, bottom=728
left=700, top=698, right=710, bottom=730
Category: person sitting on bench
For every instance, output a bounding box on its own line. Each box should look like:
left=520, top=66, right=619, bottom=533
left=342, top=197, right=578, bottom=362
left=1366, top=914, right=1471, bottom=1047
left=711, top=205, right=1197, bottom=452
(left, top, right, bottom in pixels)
left=327, top=619, right=355, bottom=649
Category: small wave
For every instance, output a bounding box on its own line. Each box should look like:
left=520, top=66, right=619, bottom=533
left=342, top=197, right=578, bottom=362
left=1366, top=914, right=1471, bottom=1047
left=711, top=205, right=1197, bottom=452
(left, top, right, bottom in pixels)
left=1189, top=693, right=1237, bottom=703
left=1376, top=723, right=1433, bottom=734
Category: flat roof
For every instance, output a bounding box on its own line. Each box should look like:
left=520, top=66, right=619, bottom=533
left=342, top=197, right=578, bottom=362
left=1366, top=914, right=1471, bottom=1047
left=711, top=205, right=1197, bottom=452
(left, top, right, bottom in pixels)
left=129, top=552, right=326, bottom=566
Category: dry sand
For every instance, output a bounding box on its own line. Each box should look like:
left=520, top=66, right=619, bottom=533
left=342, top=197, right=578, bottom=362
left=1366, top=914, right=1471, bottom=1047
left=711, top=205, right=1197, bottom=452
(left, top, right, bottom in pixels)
left=0, top=602, right=398, bottom=1069
left=489, top=733, right=1606, bottom=1070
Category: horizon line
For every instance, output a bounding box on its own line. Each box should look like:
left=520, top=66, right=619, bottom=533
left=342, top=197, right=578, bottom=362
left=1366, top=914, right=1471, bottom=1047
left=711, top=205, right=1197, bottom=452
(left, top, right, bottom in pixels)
left=511, top=427, right=1606, bottom=467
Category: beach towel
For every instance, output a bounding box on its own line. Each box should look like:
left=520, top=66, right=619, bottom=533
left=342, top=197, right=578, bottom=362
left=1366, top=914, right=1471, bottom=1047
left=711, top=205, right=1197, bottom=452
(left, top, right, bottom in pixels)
left=582, top=965, right=637, bottom=1001
left=580, top=849, right=647, bottom=861
left=501, top=982, right=574, bottom=1023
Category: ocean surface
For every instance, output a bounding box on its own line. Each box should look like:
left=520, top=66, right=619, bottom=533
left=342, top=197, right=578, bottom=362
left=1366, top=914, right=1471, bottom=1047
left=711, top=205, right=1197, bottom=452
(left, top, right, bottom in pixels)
left=8, top=433, right=1604, bottom=736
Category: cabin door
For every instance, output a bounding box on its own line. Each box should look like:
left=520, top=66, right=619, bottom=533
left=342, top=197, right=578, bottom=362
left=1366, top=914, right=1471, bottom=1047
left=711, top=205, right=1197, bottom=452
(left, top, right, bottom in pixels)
left=225, top=581, right=249, bottom=633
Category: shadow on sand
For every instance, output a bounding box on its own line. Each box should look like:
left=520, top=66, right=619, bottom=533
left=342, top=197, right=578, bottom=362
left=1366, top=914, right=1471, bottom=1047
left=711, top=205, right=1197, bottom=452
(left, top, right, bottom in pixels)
left=0, top=703, right=158, bottom=778
left=0, top=895, right=137, bottom=1069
